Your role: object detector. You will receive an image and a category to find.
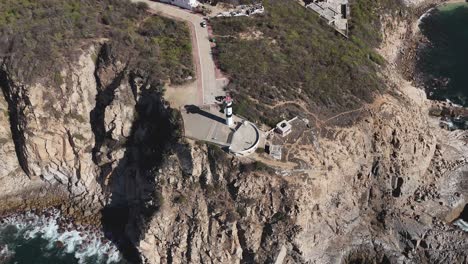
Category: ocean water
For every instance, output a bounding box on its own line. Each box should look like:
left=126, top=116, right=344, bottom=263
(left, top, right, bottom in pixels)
left=418, top=2, right=468, bottom=106
left=0, top=209, right=125, bottom=264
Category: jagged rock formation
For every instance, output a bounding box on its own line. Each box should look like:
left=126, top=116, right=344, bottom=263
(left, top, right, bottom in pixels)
left=1, top=44, right=104, bottom=209
left=134, top=84, right=468, bottom=263
left=0, top=39, right=181, bottom=262
left=134, top=79, right=468, bottom=264
left=1, top=1, right=468, bottom=264
left=136, top=1, right=468, bottom=263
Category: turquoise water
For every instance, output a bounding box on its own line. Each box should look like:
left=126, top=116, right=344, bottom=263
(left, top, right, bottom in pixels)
left=418, top=3, right=468, bottom=106
left=0, top=210, right=125, bottom=264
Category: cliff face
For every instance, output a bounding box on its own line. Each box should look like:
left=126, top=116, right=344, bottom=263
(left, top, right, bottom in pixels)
left=1, top=2, right=468, bottom=264
left=0, top=45, right=102, bottom=205
left=0, top=40, right=182, bottom=262
left=1, top=44, right=105, bottom=203
left=0, top=39, right=174, bottom=235
left=127, top=15, right=468, bottom=262
left=137, top=5, right=468, bottom=264
left=134, top=83, right=468, bottom=264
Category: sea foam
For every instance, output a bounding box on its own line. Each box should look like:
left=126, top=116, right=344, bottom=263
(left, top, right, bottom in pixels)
left=454, top=219, right=468, bottom=232
left=418, top=7, right=435, bottom=26
left=0, top=209, right=122, bottom=264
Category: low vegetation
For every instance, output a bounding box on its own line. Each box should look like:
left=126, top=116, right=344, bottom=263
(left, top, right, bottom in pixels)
left=240, top=161, right=275, bottom=174
left=211, top=0, right=404, bottom=125
left=0, top=0, right=193, bottom=85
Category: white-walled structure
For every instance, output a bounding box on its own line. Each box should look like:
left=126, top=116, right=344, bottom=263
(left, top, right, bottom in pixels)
left=276, top=120, right=292, bottom=137
left=182, top=104, right=262, bottom=157
left=224, top=96, right=234, bottom=127
left=159, top=0, right=198, bottom=10
left=306, top=0, right=349, bottom=36
left=229, top=121, right=261, bottom=157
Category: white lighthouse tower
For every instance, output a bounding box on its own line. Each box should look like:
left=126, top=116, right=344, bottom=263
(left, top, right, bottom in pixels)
left=224, top=95, right=234, bottom=127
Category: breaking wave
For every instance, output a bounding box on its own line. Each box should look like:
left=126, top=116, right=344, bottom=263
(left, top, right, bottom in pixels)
left=418, top=7, right=435, bottom=26
left=0, top=209, right=124, bottom=264
left=454, top=219, right=468, bottom=232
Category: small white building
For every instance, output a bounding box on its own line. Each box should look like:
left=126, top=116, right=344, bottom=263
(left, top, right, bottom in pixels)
left=306, top=0, right=349, bottom=36
left=276, top=120, right=292, bottom=137
left=159, top=0, right=199, bottom=10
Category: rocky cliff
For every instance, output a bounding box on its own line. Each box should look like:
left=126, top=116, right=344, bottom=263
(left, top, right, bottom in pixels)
left=1, top=1, right=468, bottom=264
left=136, top=1, right=468, bottom=263
left=0, top=44, right=103, bottom=211
left=0, top=39, right=182, bottom=261
left=136, top=70, right=468, bottom=264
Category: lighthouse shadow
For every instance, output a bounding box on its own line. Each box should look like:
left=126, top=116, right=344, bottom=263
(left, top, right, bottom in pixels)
left=184, top=105, right=226, bottom=124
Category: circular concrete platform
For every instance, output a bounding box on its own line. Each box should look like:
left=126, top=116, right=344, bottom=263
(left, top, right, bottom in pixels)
left=229, top=121, right=261, bottom=156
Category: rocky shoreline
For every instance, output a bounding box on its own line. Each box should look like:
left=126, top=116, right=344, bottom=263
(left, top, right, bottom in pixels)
left=392, top=0, right=468, bottom=131
left=1, top=0, right=468, bottom=263
left=398, top=0, right=467, bottom=95
left=396, top=0, right=445, bottom=82
left=0, top=0, right=455, bottom=224
left=0, top=184, right=103, bottom=227
left=0, top=209, right=102, bottom=237
left=0, top=208, right=122, bottom=263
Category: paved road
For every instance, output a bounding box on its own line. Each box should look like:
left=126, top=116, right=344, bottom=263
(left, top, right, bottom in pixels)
left=130, top=0, right=221, bottom=105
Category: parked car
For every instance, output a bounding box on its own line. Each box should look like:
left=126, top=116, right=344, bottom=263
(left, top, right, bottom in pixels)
left=200, top=21, right=207, bottom=28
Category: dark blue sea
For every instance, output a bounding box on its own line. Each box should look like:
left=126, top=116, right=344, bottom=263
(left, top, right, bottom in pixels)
left=418, top=2, right=468, bottom=106
left=0, top=209, right=125, bottom=264
left=1, top=2, right=467, bottom=264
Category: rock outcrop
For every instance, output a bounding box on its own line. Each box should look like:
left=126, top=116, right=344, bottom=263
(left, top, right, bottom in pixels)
left=134, top=79, right=468, bottom=264
left=0, top=39, right=182, bottom=261
left=1, top=1, right=468, bottom=264
left=136, top=1, right=468, bottom=263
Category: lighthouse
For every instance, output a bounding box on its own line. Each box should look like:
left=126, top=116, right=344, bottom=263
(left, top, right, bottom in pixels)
left=224, top=96, right=234, bottom=127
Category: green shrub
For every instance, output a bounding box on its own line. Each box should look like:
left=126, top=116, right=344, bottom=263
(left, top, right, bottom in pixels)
left=369, top=51, right=386, bottom=66
left=154, top=191, right=165, bottom=208
left=0, top=0, right=193, bottom=87
left=236, top=206, right=247, bottom=217
left=173, top=194, right=188, bottom=204
left=53, top=72, right=64, bottom=86
left=72, top=133, right=86, bottom=141
left=211, top=0, right=403, bottom=121
left=254, top=161, right=271, bottom=172
left=240, top=161, right=274, bottom=174
left=255, top=147, right=265, bottom=154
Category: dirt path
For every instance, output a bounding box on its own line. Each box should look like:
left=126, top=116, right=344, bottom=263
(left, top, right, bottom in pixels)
left=322, top=107, right=365, bottom=123
left=251, top=96, right=379, bottom=129
left=135, top=1, right=379, bottom=128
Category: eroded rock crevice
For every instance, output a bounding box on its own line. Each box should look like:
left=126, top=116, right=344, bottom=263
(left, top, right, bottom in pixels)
left=90, top=43, right=128, bottom=171
left=0, top=66, right=31, bottom=177
left=94, top=61, right=180, bottom=262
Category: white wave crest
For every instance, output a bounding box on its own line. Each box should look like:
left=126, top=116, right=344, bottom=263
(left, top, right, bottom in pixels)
left=454, top=219, right=468, bottom=232
left=418, top=7, right=435, bottom=26
left=0, top=209, right=122, bottom=264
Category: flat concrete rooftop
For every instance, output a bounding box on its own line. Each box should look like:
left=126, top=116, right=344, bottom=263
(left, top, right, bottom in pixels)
left=229, top=121, right=260, bottom=154
left=181, top=104, right=261, bottom=156
left=306, top=0, right=349, bottom=36
left=182, top=104, right=235, bottom=146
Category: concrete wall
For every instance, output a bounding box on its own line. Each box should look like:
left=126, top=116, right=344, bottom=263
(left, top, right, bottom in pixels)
left=159, top=0, right=198, bottom=9
left=230, top=122, right=261, bottom=157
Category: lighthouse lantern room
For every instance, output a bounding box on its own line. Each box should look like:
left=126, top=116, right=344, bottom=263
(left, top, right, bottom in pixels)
left=224, top=96, right=234, bottom=127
